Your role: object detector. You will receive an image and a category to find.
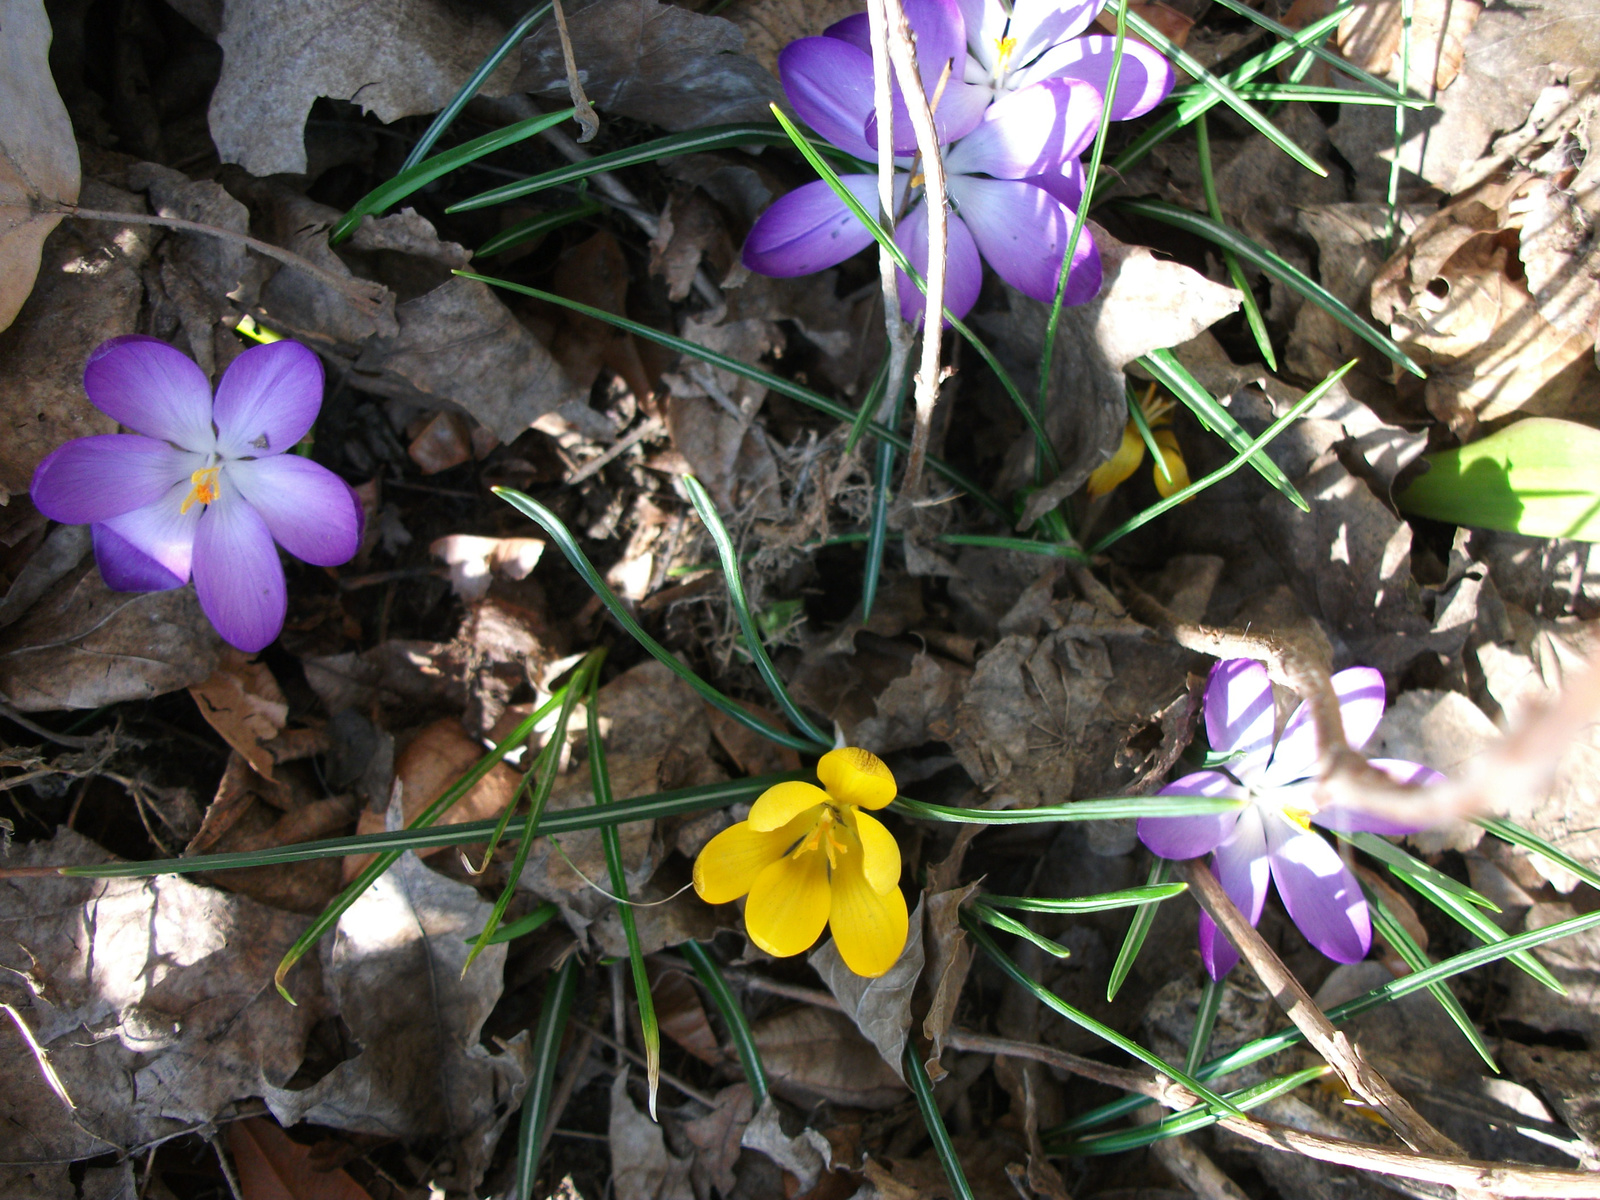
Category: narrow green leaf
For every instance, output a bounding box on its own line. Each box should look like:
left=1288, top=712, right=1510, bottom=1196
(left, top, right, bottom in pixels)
left=894, top=794, right=1246, bottom=824
left=862, top=360, right=908, bottom=620
left=1476, top=817, right=1600, bottom=892
left=1121, top=201, right=1425, bottom=376
left=846, top=354, right=891, bottom=458
left=402, top=1, right=553, bottom=174
left=983, top=882, right=1188, bottom=914
left=456, top=271, right=1008, bottom=519
left=683, top=475, right=831, bottom=746
left=904, top=1043, right=977, bottom=1200
left=683, top=941, right=769, bottom=1106
left=1141, top=348, right=1304, bottom=505
left=467, top=901, right=558, bottom=946
left=513, top=955, right=579, bottom=1200
left=1340, top=830, right=1497, bottom=909
left=1174, top=82, right=1431, bottom=107
left=937, top=533, right=1087, bottom=560
left=477, top=198, right=601, bottom=257
left=1399, top=871, right=1565, bottom=993
left=331, top=107, right=576, bottom=243
left=1187, top=975, right=1225, bottom=1075
left=1109, top=858, right=1172, bottom=1001
left=970, top=900, right=1074, bottom=958
left=1195, top=114, right=1276, bottom=370
left=1126, top=387, right=1171, bottom=485
left=1204, top=0, right=1422, bottom=106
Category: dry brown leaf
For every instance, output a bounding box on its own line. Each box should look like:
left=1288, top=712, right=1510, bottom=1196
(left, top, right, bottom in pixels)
left=228, top=1117, right=372, bottom=1200
left=431, top=534, right=546, bottom=601
left=683, top=1083, right=754, bottom=1198
left=723, top=0, right=861, bottom=74
left=922, top=882, right=979, bottom=1080
left=210, top=0, right=520, bottom=176
left=610, top=1073, right=694, bottom=1200
left=703, top=697, right=802, bottom=776
left=739, top=1096, right=834, bottom=1194
left=1335, top=0, right=1482, bottom=92
left=0, top=0, right=81, bottom=334
left=407, top=410, right=477, bottom=475
left=189, top=648, right=290, bottom=780
left=810, top=898, right=924, bottom=1079
left=649, top=189, right=734, bottom=303
left=752, top=1006, right=906, bottom=1109
left=647, top=967, right=723, bottom=1066
left=549, top=228, right=656, bottom=405
left=1094, top=2, right=1193, bottom=48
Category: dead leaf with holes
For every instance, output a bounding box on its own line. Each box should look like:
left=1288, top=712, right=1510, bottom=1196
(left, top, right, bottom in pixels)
left=0, top=0, right=81, bottom=335
left=189, top=648, right=290, bottom=780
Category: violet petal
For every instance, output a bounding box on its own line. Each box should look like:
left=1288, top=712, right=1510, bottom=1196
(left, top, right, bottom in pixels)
left=867, top=78, right=993, bottom=154
left=192, top=482, right=287, bottom=653
left=1204, top=658, right=1276, bottom=777
left=30, top=435, right=199, bottom=525
left=98, top=487, right=201, bottom=583
left=1011, top=0, right=1110, bottom=62
left=1199, top=806, right=1270, bottom=979
left=824, top=12, right=872, bottom=52
left=1019, top=35, right=1175, bottom=119
left=213, top=340, right=325, bottom=460
left=743, top=176, right=879, bottom=277
left=1265, top=813, right=1371, bottom=964
left=893, top=204, right=984, bottom=326
left=1025, top=157, right=1086, bottom=209
left=83, top=335, right=216, bottom=453
left=944, top=79, right=1101, bottom=178
left=1262, top=666, right=1387, bottom=787
left=946, top=175, right=1100, bottom=304
left=228, top=455, right=362, bottom=567
left=92, top=522, right=186, bottom=592
left=779, top=37, right=877, bottom=161
left=958, top=0, right=1008, bottom=70
left=1139, top=771, right=1244, bottom=859
left=1198, top=911, right=1239, bottom=981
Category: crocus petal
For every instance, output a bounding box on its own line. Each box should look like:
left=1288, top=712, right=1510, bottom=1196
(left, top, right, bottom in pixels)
left=91, top=523, right=185, bottom=592
left=824, top=12, right=871, bottom=52
left=944, top=79, right=1102, bottom=178
left=817, top=746, right=898, bottom=811
left=748, top=781, right=829, bottom=831
left=1266, top=814, right=1370, bottom=964
left=1011, top=0, right=1110, bottom=63
left=226, top=455, right=362, bottom=567
left=945, top=175, right=1100, bottom=305
left=828, top=848, right=910, bottom=977
left=694, top=815, right=810, bottom=904
left=1262, top=667, right=1388, bottom=787
left=1311, top=759, right=1445, bottom=835
left=1204, top=658, right=1276, bottom=775
left=958, top=0, right=1009, bottom=69
left=212, top=341, right=325, bottom=460
left=904, top=0, right=970, bottom=94
left=98, top=486, right=201, bottom=583
left=779, top=37, right=877, bottom=161
left=850, top=809, right=902, bottom=893
left=82, top=335, right=216, bottom=453
left=745, top=848, right=832, bottom=958
left=1200, top=805, right=1270, bottom=979
left=862, top=0, right=987, bottom=152
left=1151, top=429, right=1190, bottom=498
left=868, top=79, right=993, bottom=155
left=744, top=176, right=880, bottom=277
left=1019, top=35, right=1174, bottom=119
left=31, top=435, right=200, bottom=525
left=191, top=481, right=287, bottom=653
left=1026, top=157, right=1086, bottom=209
left=1086, top=421, right=1144, bottom=500
left=1140, top=771, right=1245, bottom=859
left=894, top=204, right=984, bottom=326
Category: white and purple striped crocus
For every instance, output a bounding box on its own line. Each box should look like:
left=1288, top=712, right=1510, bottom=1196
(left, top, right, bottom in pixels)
left=30, top=337, right=362, bottom=654
left=743, top=0, right=1173, bottom=324
left=1138, top=659, right=1442, bottom=979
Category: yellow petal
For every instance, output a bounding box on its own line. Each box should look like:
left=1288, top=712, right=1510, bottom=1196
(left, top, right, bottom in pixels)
left=1151, top=428, right=1192, bottom=499
left=744, top=848, right=831, bottom=958
left=827, top=849, right=910, bottom=978
left=694, top=818, right=799, bottom=904
left=817, top=747, right=897, bottom=811
left=1086, top=421, right=1144, bottom=500
left=748, top=781, right=829, bottom=831
left=849, top=809, right=902, bottom=895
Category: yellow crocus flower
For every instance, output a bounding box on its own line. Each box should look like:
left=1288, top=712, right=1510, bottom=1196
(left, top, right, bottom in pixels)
left=693, top=747, right=909, bottom=978
left=1086, top=386, right=1192, bottom=502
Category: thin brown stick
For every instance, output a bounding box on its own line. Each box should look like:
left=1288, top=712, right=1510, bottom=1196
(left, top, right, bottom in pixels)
left=880, top=0, right=948, bottom=493
left=866, top=0, right=914, bottom=438
left=58, top=206, right=387, bottom=312
left=1178, top=860, right=1463, bottom=1158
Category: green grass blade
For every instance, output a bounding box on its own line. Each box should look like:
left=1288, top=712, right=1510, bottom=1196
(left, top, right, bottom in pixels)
left=1186, top=975, right=1225, bottom=1075
left=494, top=487, right=828, bottom=754
left=1175, top=83, right=1431, bottom=107
left=468, top=901, right=559, bottom=946
left=1341, top=831, right=1497, bottom=909
left=458, top=272, right=1008, bottom=519
left=1126, top=387, right=1171, bottom=485
left=846, top=353, right=891, bottom=458
left=983, top=882, right=1188, bottom=914
left=1115, top=2, right=1326, bottom=177
left=402, top=1, right=553, bottom=175
left=863, top=362, right=912, bottom=619
left=1109, top=858, right=1172, bottom=1001
left=970, top=900, right=1074, bottom=958
left=446, top=123, right=851, bottom=213
left=682, top=940, right=769, bottom=1107
left=894, top=794, right=1246, bottom=824
left=331, top=106, right=576, bottom=243
left=65, top=775, right=794, bottom=880
left=1092, top=361, right=1356, bottom=553
left=938, top=534, right=1088, bottom=559
left=1121, top=201, right=1425, bottom=376
left=1476, top=817, right=1600, bottom=891
left=1400, top=871, right=1565, bottom=993
left=965, top=916, right=1245, bottom=1117
left=477, top=198, right=601, bottom=256
left=682, top=475, right=831, bottom=746
left=1203, top=0, right=1420, bottom=104
left=1195, top=114, right=1277, bottom=370
left=904, top=1042, right=977, bottom=1200
left=1141, top=348, right=1304, bottom=505
left=513, top=954, right=579, bottom=1200
left=1364, top=884, right=1497, bottom=1070
left=588, top=669, right=660, bottom=1117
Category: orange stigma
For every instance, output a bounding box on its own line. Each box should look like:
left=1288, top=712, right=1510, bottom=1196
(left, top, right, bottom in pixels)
left=180, top=465, right=220, bottom=514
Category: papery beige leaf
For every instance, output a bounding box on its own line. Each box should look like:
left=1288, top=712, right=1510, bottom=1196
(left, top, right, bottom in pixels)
left=751, top=1006, right=905, bottom=1109
left=0, top=0, right=80, bottom=334
left=809, top=898, right=925, bottom=1080
left=188, top=648, right=290, bottom=781
left=610, top=1073, right=694, bottom=1200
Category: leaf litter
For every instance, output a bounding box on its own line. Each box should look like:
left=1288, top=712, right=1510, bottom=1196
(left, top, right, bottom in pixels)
left=2, top=0, right=1600, bottom=1195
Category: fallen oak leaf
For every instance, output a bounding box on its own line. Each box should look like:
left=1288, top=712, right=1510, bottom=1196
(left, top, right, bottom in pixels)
left=228, top=1117, right=372, bottom=1200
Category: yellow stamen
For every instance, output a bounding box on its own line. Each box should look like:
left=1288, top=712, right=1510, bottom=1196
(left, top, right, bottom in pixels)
left=1138, top=382, right=1176, bottom=427
left=909, top=171, right=926, bottom=188
left=995, top=35, right=1018, bottom=70
left=180, top=466, right=220, bottom=514
left=1281, top=806, right=1314, bottom=832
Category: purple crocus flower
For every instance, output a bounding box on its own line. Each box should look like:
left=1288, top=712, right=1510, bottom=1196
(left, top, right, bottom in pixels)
left=30, top=336, right=363, bottom=654
left=743, top=0, right=1107, bottom=324
left=1138, top=659, right=1443, bottom=980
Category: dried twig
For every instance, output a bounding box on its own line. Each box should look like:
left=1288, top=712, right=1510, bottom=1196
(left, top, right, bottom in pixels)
left=880, top=0, right=948, bottom=493
left=865, top=0, right=914, bottom=437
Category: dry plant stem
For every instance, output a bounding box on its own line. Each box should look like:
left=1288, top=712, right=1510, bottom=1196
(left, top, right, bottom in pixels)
left=573, top=1021, right=718, bottom=1107
left=1134, top=1106, right=1253, bottom=1200
left=880, top=0, right=948, bottom=493
left=1177, top=860, right=1463, bottom=1159
left=867, top=0, right=914, bottom=427
left=59, top=206, right=387, bottom=311
left=549, top=0, right=599, bottom=142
